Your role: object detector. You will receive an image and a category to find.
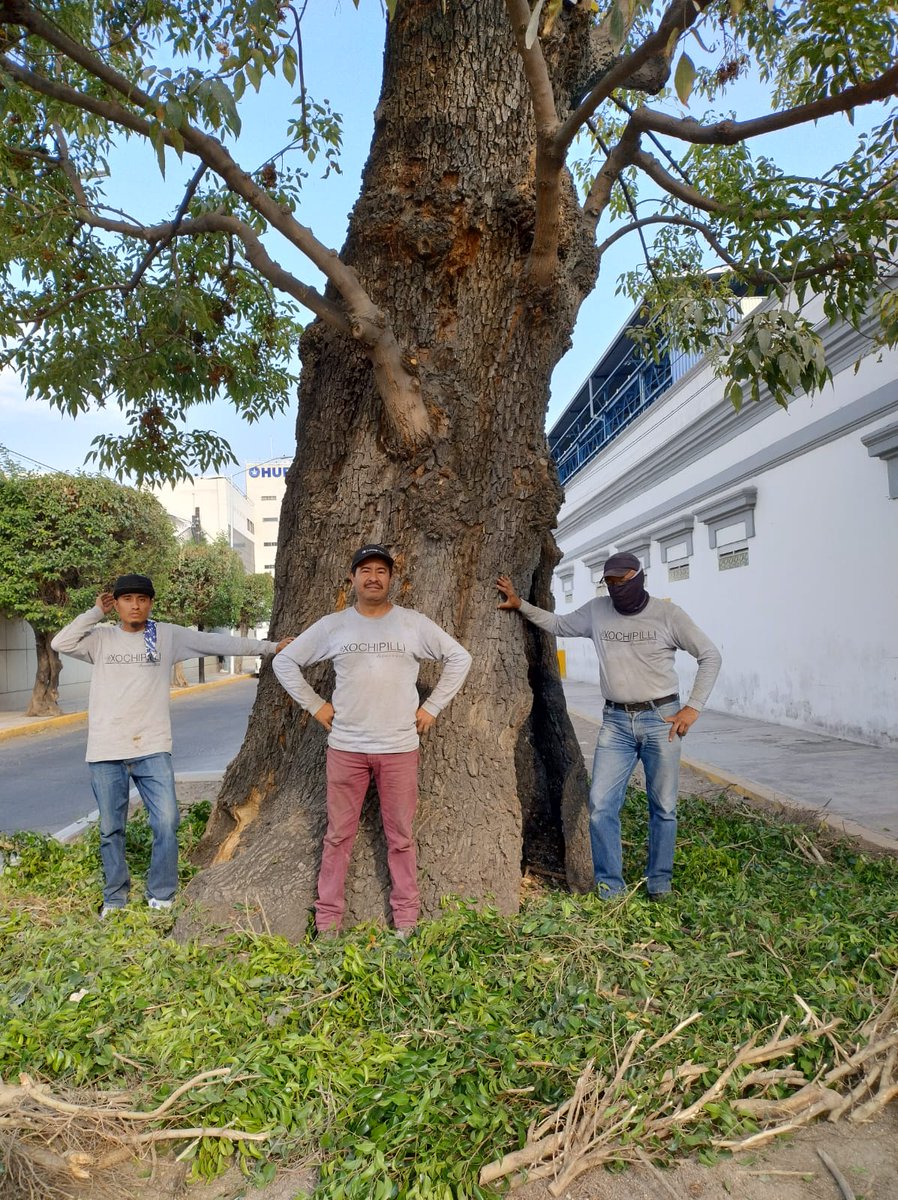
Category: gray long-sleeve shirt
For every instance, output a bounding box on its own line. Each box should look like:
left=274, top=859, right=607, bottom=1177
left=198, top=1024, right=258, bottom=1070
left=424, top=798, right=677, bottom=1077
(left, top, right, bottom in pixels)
left=273, top=605, right=472, bottom=754
left=52, top=606, right=279, bottom=761
left=519, top=595, right=721, bottom=710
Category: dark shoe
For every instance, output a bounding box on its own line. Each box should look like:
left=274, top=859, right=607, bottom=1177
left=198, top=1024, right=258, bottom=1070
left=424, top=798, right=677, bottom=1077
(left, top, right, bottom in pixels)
left=647, top=891, right=672, bottom=902
left=317, top=926, right=340, bottom=942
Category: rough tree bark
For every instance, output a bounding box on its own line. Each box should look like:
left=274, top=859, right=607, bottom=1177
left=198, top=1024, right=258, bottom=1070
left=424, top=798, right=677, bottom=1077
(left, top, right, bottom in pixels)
left=181, top=0, right=600, bottom=939
left=26, top=628, right=63, bottom=717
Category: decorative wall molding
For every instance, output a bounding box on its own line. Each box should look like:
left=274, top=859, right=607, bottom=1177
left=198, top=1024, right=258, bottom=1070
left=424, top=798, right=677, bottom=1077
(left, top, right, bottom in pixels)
left=861, top=420, right=898, bottom=499
left=695, top=487, right=757, bottom=548
left=650, top=515, right=695, bottom=562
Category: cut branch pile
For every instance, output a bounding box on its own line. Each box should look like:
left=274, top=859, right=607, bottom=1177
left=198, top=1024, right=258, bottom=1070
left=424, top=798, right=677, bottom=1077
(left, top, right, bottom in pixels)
left=480, top=989, right=898, bottom=1195
left=0, top=1067, right=269, bottom=1200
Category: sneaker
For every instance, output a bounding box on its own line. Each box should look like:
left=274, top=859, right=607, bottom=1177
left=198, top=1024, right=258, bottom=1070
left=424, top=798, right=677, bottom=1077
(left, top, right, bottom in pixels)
left=99, top=904, right=124, bottom=919
left=394, top=926, right=416, bottom=941
left=647, top=891, right=672, bottom=903
left=147, top=896, right=174, bottom=911
left=316, top=926, right=340, bottom=942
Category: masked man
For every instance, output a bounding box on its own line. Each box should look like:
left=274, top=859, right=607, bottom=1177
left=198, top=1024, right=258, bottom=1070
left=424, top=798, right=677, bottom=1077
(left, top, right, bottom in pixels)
left=497, top=553, right=721, bottom=899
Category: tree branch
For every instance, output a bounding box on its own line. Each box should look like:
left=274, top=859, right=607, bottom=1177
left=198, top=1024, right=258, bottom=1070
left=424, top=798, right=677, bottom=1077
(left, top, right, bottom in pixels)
left=632, top=62, right=898, bottom=145
left=124, top=162, right=209, bottom=295
left=557, top=0, right=715, bottom=151
left=594, top=213, right=873, bottom=288
left=583, top=119, right=641, bottom=228
left=632, top=148, right=725, bottom=214
left=503, top=0, right=565, bottom=289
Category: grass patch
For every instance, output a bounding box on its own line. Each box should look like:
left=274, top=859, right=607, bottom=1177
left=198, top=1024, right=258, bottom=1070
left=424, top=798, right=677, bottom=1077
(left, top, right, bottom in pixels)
left=1, top=791, right=897, bottom=1198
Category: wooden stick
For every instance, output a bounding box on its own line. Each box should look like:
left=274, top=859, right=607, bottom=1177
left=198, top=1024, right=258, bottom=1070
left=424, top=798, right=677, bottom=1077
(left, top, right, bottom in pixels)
left=816, top=1149, right=856, bottom=1200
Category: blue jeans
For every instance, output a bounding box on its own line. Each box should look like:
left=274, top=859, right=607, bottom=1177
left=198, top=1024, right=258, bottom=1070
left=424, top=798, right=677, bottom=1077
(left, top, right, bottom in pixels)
left=89, top=753, right=180, bottom=906
left=589, top=700, right=682, bottom=896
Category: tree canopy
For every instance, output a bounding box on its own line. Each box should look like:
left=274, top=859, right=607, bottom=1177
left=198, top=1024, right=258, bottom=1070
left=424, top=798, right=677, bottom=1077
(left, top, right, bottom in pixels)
left=0, top=470, right=175, bottom=633
left=155, top=534, right=246, bottom=631
left=1, top=0, right=896, bottom=481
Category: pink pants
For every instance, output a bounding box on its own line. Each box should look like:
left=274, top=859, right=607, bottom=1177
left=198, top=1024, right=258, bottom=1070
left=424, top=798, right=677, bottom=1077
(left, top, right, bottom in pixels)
left=316, top=748, right=420, bottom=932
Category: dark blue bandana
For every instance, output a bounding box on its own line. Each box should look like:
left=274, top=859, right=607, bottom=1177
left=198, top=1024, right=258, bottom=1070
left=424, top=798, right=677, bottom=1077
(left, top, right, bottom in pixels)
left=144, top=619, right=159, bottom=663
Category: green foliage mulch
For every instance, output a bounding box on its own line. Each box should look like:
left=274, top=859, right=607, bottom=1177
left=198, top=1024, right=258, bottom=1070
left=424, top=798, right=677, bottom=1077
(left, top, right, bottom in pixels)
left=1, top=794, right=897, bottom=1199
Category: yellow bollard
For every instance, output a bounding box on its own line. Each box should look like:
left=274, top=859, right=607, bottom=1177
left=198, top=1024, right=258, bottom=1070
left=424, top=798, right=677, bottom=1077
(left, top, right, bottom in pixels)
left=557, top=649, right=566, bottom=678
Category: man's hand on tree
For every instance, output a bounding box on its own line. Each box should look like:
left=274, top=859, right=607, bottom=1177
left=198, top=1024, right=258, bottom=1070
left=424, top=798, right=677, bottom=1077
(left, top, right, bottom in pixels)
left=416, top=708, right=436, bottom=735
left=496, top=574, right=522, bottom=610
left=314, top=702, right=335, bottom=732
left=274, top=637, right=294, bottom=653
left=663, top=706, right=700, bottom=742
left=96, top=592, right=115, bottom=614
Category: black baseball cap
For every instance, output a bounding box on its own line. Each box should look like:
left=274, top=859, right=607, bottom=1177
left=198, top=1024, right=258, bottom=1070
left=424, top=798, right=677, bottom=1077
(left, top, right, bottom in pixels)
left=112, top=573, right=155, bottom=598
left=602, top=552, right=642, bottom=579
left=350, top=544, right=394, bottom=572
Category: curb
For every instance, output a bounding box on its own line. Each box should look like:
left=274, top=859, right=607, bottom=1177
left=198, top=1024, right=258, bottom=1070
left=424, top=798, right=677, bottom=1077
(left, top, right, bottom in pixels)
left=53, top=771, right=227, bottom=843
left=567, top=705, right=898, bottom=857
left=0, top=673, right=253, bottom=744
left=679, top=756, right=898, bottom=856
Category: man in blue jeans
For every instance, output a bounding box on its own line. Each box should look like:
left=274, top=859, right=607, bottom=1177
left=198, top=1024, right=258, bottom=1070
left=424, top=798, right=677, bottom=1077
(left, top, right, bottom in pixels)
left=497, top=554, right=721, bottom=899
left=52, top=574, right=291, bottom=917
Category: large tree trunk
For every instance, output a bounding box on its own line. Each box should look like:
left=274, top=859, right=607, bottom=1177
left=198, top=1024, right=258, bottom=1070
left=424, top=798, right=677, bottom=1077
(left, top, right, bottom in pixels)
left=27, top=627, right=62, bottom=717
left=181, top=0, right=597, bottom=940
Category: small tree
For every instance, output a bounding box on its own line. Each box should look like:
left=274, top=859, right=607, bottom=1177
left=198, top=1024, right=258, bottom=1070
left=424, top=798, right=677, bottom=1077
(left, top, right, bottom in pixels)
left=155, top=535, right=246, bottom=682
left=0, top=472, right=176, bottom=715
left=233, top=572, right=274, bottom=674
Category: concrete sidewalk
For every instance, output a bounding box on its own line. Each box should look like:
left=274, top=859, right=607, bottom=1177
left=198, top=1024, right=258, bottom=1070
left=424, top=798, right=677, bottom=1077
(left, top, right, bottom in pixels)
left=562, top=678, right=898, bottom=854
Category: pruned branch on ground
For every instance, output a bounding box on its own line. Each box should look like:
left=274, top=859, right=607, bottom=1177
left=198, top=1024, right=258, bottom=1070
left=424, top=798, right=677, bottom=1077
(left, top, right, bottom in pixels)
left=0, top=1068, right=269, bottom=1200
left=479, top=987, right=898, bottom=1194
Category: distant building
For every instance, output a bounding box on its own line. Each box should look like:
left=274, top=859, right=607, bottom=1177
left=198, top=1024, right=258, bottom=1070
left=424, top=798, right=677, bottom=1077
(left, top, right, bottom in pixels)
left=152, top=474, right=256, bottom=571
left=245, top=458, right=292, bottom=575
left=548, top=289, right=898, bottom=747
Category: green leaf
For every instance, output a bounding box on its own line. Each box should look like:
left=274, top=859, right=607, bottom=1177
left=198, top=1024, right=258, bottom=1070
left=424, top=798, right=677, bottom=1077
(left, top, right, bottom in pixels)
left=674, top=52, right=696, bottom=106
left=609, top=1, right=626, bottom=53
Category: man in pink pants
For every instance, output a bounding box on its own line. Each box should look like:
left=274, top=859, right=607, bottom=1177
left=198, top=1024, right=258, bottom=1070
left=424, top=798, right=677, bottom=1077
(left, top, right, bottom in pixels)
left=273, top=544, right=472, bottom=938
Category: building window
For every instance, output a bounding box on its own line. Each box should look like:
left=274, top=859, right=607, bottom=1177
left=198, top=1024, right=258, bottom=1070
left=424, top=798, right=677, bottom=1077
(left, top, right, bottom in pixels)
left=246, top=519, right=254, bottom=533
left=719, top=545, right=749, bottom=570
left=558, top=570, right=575, bottom=602
left=668, top=563, right=689, bottom=582
left=261, top=494, right=278, bottom=501
left=263, top=516, right=278, bottom=523
left=695, top=487, right=757, bottom=548
left=264, top=564, right=275, bottom=570
left=263, top=541, right=277, bottom=547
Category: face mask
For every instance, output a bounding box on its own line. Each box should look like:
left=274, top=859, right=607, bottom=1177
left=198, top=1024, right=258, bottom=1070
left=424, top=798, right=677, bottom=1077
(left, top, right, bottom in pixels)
left=607, top=570, right=649, bottom=615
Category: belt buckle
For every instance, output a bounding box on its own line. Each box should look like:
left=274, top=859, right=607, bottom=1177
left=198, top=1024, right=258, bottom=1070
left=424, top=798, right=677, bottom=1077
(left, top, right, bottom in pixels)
left=623, top=701, right=645, bottom=713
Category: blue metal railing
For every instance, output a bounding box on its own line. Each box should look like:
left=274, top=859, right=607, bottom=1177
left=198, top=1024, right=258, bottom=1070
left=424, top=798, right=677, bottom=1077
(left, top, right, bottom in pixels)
left=551, top=345, right=673, bottom=484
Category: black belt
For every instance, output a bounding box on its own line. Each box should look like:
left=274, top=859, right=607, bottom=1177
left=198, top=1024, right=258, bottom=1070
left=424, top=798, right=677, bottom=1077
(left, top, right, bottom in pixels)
left=605, top=693, right=679, bottom=713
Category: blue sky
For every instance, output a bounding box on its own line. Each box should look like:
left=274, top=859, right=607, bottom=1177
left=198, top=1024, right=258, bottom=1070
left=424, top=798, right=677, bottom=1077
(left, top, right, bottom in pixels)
left=0, top=2, right=881, bottom=483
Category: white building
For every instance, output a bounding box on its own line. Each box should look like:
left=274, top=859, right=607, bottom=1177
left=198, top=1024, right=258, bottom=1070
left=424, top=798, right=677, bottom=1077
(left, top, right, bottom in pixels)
left=152, top=474, right=256, bottom=571
left=548, top=292, right=898, bottom=747
left=245, top=457, right=292, bottom=574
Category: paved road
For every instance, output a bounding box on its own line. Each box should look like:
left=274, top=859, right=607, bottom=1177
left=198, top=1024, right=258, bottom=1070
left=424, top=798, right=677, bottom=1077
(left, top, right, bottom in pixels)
left=0, top=678, right=259, bottom=835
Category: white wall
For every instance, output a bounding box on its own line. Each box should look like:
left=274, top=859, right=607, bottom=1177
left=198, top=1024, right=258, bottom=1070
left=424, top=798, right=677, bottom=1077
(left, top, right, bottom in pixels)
left=0, top=615, right=93, bottom=712
left=552, top=299, right=898, bottom=747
